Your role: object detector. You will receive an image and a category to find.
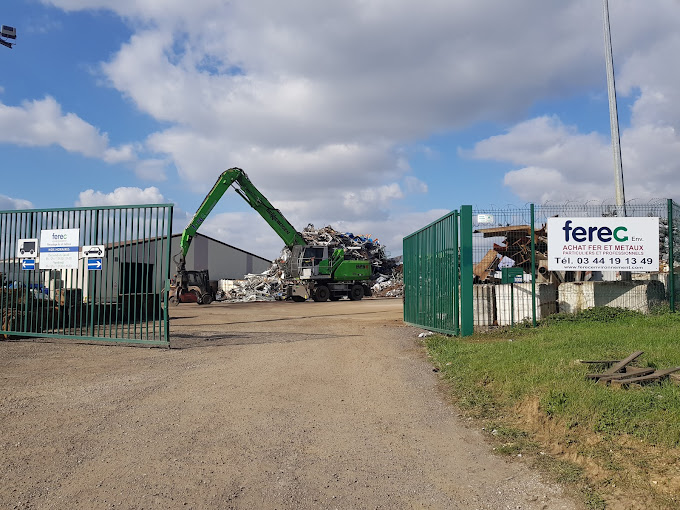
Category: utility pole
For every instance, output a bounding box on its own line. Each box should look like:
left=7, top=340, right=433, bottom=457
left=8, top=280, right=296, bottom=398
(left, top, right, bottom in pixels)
left=602, top=0, right=631, bottom=282
left=602, top=0, right=626, bottom=214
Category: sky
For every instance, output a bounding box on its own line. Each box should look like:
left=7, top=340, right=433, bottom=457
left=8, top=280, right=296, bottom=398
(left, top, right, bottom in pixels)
left=1, top=0, right=680, bottom=261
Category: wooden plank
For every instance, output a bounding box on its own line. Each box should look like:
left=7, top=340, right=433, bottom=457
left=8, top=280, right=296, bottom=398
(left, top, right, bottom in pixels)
left=473, top=249, right=500, bottom=281
left=625, top=366, right=651, bottom=374
left=580, top=359, right=621, bottom=365
left=610, top=367, right=680, bottom=388
left=601, top=351, right=644, bottom=376
left=598, top=368, right=655, bottom=381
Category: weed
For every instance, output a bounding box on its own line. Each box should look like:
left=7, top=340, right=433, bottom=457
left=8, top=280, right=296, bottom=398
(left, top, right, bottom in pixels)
left=540, top=306, right=644, bottom=325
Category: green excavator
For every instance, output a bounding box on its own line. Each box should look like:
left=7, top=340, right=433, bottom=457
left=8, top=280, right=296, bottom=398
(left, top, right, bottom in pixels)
left=172, top=167, right=373, bottom=304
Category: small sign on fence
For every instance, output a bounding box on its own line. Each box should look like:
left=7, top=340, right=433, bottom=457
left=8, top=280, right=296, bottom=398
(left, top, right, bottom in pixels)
left=548, top=217, right=659, bottom=272
left=39, top=229, right=80, bottom=270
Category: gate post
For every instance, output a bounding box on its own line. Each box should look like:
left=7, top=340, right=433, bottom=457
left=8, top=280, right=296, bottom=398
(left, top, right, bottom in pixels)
left=530, top=204, right=537, bottom=326
left=164, top=205, right=173, bottom=344
left=669, top=199, right=675, bottom=312
left=460, top=205, right=473, bottom=337
left=453, top=210, right=460, bottom=336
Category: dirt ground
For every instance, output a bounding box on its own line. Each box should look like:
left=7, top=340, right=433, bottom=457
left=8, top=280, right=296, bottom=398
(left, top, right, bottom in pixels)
left=1, top=298, right=581, bottom=509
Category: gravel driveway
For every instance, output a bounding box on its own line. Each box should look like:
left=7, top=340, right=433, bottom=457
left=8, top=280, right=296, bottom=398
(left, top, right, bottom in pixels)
left=1, top=298, right=579, bottom=509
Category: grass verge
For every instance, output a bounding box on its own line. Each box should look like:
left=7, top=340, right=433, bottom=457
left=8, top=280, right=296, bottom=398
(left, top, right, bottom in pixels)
left=425, top=307, right=680, bottom=509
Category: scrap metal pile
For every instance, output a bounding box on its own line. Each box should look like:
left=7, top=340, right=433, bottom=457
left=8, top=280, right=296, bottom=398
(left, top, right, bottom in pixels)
left=217, top=224, right=403, bottom=302
left=473, top=225, right=547, bottom=283
left=473, top=223, right=616, bottom=284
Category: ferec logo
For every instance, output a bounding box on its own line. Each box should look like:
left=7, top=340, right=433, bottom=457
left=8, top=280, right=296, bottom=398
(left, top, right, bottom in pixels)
left=562, top=220, right=628, bottom=243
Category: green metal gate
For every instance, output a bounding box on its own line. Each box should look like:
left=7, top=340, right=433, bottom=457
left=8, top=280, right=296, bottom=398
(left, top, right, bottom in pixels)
left=403, top=209, right=461, bottom=335
left=0, top=204, right=173, bottom=346
left=403, top=206, right=474, bottom=336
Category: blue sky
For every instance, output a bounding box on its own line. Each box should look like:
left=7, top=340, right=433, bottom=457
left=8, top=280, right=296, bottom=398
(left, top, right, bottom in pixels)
left=2, top=1, right=680, bottom=260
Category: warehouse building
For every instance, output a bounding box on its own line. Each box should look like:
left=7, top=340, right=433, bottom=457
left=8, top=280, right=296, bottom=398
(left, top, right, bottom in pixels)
left=169, top=232, right=272, bottom=280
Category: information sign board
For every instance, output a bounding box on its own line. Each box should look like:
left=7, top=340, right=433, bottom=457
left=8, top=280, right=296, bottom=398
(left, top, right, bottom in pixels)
left=548, top=217, right=659, bottom=272
left=39, top=229, right=80, bottom=270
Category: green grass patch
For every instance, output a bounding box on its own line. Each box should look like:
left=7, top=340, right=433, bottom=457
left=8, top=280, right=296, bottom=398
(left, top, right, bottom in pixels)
left=425, top=307, right=680, bottom=508
left=426, top=307, right=680, bottom=447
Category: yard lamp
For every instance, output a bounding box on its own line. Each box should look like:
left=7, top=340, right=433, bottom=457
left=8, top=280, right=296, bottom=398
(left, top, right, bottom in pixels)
left=1, top=24, right=16, bottom=49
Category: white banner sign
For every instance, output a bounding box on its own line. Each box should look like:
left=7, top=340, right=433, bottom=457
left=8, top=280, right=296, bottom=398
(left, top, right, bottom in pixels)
left=40, top=229, right=80, bottom=269
left=548, top=217, right=659, bottom=272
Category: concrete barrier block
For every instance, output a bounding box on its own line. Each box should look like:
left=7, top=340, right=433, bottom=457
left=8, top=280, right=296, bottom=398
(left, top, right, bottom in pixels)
left=558, top=280, right=666, bottom=314
left=495, top=283, right=557, bottom=326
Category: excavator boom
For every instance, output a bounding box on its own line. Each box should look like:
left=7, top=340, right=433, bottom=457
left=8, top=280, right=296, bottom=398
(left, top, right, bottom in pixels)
left=178, top=167, right=305, bottom=268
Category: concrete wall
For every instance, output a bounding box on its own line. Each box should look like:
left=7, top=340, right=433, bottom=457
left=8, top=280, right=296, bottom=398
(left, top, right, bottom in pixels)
left=473, top=284, right=496, bottom=328
left=558, top=281, right=666, bottom=314
left=494, top=283, right=557, bottom=326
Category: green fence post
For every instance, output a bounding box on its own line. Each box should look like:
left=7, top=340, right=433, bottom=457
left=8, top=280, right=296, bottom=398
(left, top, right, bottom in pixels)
left=453, top=210, right=460, bottom=336
left=164, top=205, right=173, bottom=345
left=669, top=199, right=675, bottom=313
left=460, top=205, right=473, bottom=337
left=530, top=203, right=537, bottom=327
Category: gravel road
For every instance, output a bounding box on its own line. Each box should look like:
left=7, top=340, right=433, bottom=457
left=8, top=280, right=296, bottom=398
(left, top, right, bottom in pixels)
left=1, top=298, right=580, bottom=509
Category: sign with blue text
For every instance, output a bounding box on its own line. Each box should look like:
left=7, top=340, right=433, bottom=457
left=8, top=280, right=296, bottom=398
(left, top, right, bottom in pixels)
left=548, top=217, right=659, bottom=272
left=39, top=229, right=80, bottom=270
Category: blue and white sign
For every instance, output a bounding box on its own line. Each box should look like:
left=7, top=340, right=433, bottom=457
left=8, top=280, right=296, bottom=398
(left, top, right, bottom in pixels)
left=87, top=258, right=103, bottom=271
left=21, top=259, right=35, bottom=270
left=40, top=229, right=80, bottom=270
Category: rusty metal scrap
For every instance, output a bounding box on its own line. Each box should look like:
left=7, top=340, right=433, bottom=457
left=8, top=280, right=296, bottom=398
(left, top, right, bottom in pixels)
left=474, top=225, right=549, bottom=283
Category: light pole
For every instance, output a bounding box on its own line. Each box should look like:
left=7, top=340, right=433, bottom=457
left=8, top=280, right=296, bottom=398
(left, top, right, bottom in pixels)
left=602, top=0, right=626, bottom=214
left=1, top=24, right=16, bottom=49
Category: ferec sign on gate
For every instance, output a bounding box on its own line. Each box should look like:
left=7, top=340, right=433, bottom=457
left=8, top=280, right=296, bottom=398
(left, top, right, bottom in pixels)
left=547, top=217, right=659, bottom=272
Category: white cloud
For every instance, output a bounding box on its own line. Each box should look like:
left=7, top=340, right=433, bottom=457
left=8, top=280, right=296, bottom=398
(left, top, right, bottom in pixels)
left=76, top=186, right=168, bottom=207
left=72, top=0, right=622, bottom=202
left=469, top=114, right=680, bottom=203
left=0, top=96, right=137, bottom=163
left=0, top=194, right=33, bottom=210
left=0, top=95, right=169, bottom=181
left=34, top=0, right=680, bottom=228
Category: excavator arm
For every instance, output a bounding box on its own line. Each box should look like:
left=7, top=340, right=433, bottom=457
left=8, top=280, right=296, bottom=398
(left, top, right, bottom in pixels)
left=177, top=167, right=305, bottom=269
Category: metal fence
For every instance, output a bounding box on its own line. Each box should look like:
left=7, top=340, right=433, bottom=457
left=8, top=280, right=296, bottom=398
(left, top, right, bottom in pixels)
left=404, top=200, right=679, bottom=335
left=0, top=204, right=174, bottom=346
left=403, top=209, right=464, bottom=335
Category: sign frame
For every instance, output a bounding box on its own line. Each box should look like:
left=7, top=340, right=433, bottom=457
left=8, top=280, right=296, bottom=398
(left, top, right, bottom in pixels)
left=39, top=229, right=80, bottom=270
left=548, top=217, right=659, bottom=272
